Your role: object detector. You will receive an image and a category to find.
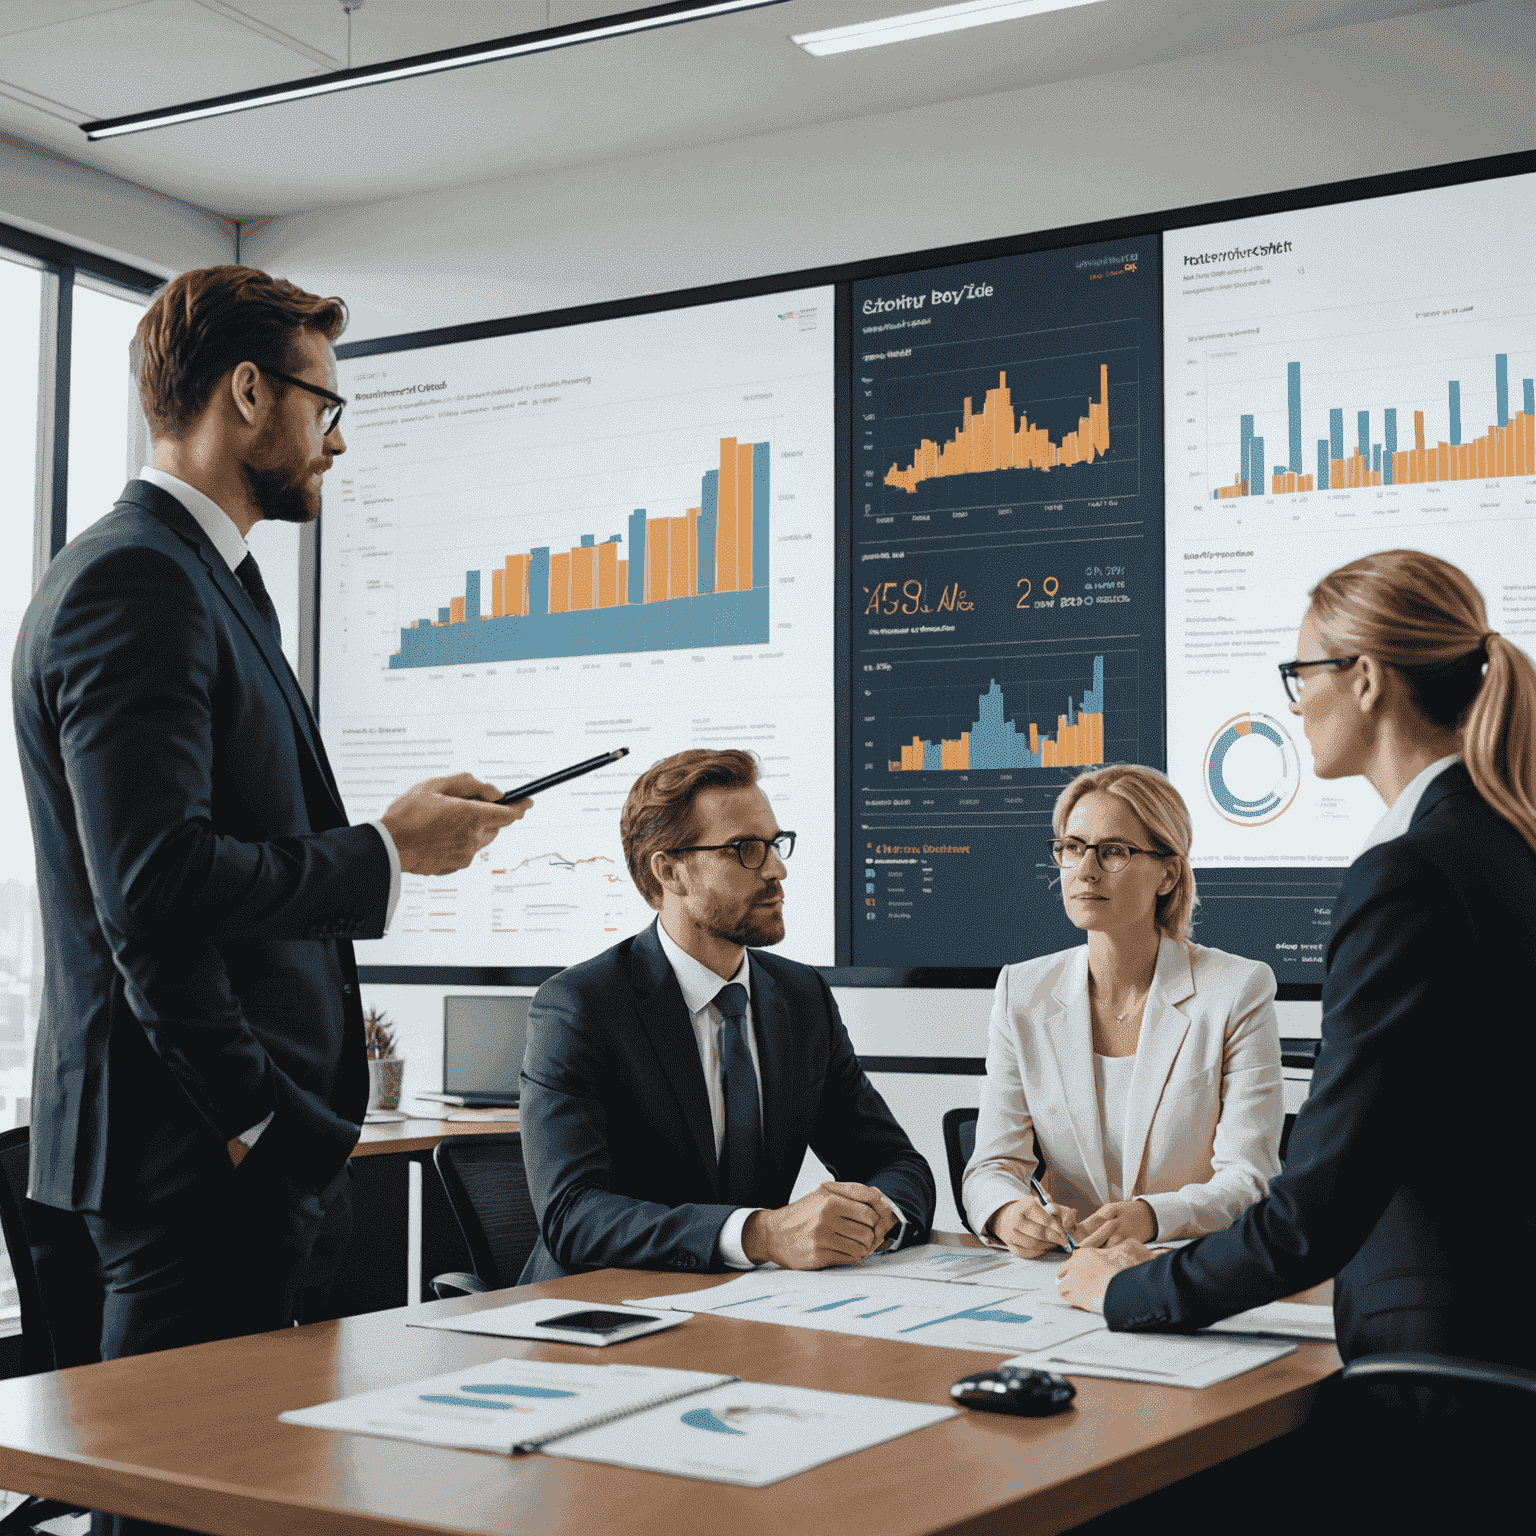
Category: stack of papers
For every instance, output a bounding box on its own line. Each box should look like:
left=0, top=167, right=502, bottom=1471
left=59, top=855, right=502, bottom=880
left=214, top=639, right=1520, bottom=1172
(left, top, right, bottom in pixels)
left=628, top=1269, right=1106, bottom=1356
left=1205, top=1301, right=1336, bottom=1341
left=1009, top=1330, right=1297, bottom=1389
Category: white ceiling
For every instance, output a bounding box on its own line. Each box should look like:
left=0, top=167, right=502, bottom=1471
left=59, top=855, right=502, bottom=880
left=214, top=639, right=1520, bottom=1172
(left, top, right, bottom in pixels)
left=0, top=0, right=1492, bottom=219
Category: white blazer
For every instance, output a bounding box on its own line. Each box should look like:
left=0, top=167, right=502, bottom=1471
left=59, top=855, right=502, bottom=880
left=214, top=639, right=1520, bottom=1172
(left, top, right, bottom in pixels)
left=962, top=937, right=1283, bottom=1241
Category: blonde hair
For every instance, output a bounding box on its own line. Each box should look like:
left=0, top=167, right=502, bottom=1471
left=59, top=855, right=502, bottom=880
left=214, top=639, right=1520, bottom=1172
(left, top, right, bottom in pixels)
left=1052, top=765, right=1198, bottom=941
left=1308, top=550, right=1536, bottom=854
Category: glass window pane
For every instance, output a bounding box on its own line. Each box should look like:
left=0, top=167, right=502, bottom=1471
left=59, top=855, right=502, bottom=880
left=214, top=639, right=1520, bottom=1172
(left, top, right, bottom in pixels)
left=0, top=252, right=45, bottom=1338
left=66, top=280, right=147, bottom=544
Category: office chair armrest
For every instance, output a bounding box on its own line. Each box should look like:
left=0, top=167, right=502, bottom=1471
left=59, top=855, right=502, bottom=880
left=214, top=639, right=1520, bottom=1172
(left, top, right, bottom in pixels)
left=1342, top=1352, right=1536, bottom=1398
left=429, top=1271, right=489, bottom=1299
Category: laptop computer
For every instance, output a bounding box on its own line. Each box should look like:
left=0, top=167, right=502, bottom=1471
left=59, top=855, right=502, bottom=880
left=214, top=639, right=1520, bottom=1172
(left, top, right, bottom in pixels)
left=419, top=995, right=529, bottom=1108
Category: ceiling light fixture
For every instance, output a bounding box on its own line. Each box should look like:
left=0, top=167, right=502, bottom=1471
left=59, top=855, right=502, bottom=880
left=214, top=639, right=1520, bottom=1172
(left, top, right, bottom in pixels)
left=792, top=0, right=1108, bottom=57
left=80, top=0, right=786, bottom=141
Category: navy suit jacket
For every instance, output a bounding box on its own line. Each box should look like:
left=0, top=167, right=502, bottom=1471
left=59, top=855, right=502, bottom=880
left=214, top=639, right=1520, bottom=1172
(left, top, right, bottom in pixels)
left=518, top=921, right=936, bottom=1281
left=15, top=480, right=390, bottom=1213
left=1105, top=764, right=1536, bottom=1368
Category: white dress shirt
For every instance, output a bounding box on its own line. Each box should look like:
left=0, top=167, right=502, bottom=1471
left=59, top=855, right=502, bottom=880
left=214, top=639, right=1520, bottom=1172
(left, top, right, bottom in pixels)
left=1092, top=1053, right=1136, bottom=1203
left=1357, top=754, right=1461, bottom=857
left=654, top=919, right=903, bottom=1267
left=140, top=468, right=402, bottom=1146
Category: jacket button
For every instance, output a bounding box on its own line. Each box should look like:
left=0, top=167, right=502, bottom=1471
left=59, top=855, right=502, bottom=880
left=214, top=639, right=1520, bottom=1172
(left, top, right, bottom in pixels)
left=343, top=983, right=353, bottom=994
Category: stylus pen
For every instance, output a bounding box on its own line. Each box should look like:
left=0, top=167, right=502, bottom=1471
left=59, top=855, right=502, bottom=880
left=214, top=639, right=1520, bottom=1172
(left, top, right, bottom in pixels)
left=1029, top=1173, right=1077, bottom=1253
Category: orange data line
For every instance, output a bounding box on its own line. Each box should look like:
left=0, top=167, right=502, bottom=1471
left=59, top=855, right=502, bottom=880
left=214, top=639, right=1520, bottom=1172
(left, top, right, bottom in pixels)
left=885, top=363, right=1111, bottom=494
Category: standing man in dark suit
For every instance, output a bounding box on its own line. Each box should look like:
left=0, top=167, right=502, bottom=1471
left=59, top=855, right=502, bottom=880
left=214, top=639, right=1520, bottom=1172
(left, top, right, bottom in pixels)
left=14, top=267, right=528, bottom=1534
left=519, top=749, right=934, bottom=1281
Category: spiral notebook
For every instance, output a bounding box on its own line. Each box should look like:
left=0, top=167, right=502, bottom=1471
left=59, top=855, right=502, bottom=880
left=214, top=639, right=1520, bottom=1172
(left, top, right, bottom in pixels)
left=279, top=1358, right=734, bottom=1455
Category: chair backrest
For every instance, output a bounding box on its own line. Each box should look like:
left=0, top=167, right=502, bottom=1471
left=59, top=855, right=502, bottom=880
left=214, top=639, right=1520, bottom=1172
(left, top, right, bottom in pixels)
left=431, top=1133, right=541, bottom=1291
left=0, top=1127, right=102, bottom=1377
left=941, top=1108, right=979, bottom=1234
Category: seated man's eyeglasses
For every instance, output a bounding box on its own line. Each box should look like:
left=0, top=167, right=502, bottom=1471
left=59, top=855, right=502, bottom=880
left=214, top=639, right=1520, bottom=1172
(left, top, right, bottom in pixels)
left=262, top=367, right=347, bottom=435
left=1277, top=655, right=1359, bottom=703
left=666, top=832, right=796, bottom=870
left=1048, top=838, right=1165, bottom=874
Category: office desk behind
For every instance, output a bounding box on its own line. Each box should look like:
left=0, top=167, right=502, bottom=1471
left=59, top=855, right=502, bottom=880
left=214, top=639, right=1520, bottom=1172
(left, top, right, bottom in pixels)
left=0, top=1266, right=1339, bottom=1536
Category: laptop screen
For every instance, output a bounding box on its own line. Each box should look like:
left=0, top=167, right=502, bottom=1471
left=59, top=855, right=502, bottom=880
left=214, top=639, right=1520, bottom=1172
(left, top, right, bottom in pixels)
left=443, top=996, right=530, bottom=1094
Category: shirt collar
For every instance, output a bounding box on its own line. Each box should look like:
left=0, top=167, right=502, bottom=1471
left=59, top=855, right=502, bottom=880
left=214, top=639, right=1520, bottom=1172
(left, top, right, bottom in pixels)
left=139, top=466, right=249, bottom=574
left=1358, top=753, right=1461, bottom=857
left=656, top=917, right=751, bottom=1017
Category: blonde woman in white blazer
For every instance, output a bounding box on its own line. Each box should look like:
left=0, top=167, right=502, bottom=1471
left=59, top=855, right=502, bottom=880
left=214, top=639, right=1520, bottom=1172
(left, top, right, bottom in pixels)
left=963, top=765, right=1283, bottom=1255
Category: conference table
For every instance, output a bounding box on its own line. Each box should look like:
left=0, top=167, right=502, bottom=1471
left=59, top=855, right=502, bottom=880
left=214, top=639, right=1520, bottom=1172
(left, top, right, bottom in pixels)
left=0, top=1235, right=1339, bottom=1536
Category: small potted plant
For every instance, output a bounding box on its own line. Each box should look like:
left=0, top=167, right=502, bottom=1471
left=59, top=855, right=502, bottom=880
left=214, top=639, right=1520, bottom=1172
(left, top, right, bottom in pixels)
left=364, top=1007, right=404, bottom=1113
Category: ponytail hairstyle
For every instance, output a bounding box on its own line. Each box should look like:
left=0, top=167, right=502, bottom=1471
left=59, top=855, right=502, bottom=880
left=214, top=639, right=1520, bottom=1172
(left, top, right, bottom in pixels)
left=1308, top=550, right=1536, bottom=853
left=1053, top=764, right=1198, bottom=941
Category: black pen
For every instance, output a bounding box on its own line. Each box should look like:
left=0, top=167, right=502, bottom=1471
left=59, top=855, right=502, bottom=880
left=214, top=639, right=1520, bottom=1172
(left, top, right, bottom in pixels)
left=1029, top=1172, right=1077, bottom=1253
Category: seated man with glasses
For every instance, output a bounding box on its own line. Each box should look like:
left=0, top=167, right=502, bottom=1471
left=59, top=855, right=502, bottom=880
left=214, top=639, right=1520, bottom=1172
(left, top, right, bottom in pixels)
left=517, top=748, right=935, bottom=1280
left=962, top=764, right=1283, bottom=1258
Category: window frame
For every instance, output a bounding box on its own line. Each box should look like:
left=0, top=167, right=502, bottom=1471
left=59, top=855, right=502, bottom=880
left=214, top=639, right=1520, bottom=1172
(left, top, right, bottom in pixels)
left=0, top=218, right=162, bottom=584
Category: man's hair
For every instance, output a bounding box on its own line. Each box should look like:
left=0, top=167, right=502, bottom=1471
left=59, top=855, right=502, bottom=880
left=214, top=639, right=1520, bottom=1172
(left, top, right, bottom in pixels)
left=132, top=265, right=348, bottom=439
left=620, top=749, right=759, bottom=908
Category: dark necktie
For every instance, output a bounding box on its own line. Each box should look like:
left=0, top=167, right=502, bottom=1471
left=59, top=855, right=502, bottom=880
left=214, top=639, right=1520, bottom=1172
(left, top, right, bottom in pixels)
left=712, top=983, right=760, bottom=1206
left=235, top=552, right=281, bottom=646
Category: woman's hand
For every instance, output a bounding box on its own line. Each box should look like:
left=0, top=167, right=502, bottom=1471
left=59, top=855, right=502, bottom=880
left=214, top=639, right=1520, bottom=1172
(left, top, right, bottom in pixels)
left=1055, top=1241, right=1154, bottom=1312
left=987, top=1197, right=1079, bottom=1258
left=1076, top=1199, right=1157, bottom=1249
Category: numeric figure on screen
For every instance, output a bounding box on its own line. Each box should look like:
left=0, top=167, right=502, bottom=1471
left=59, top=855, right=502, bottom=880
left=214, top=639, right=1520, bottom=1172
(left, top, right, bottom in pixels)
left=518, top=747, right=935, bottom=1279
left=13, top=265, right=530, bottom=1536
left=964, top=764, right=1283, bottom=1257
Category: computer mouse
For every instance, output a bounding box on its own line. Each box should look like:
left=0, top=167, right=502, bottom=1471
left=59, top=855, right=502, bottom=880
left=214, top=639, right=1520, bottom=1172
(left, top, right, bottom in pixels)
left=950, top=1366, right=1077, bottom=1416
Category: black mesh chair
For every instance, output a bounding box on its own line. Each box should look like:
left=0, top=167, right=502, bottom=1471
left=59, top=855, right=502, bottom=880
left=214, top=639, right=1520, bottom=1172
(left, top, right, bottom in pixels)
left=429, top=1133, right=542, bottom=1298
left=0, top=1126, right=101, bottom=1533
left=942, top=1106, right=1050, bottom=1236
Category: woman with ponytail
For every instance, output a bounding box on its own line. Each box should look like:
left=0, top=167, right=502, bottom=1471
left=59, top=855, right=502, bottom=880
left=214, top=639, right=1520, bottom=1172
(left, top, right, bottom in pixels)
left=1057, top=549, right=1536, bottom=1380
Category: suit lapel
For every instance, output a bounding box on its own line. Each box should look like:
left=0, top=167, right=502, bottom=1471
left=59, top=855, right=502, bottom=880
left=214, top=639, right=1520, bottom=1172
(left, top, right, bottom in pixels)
left=1040, top=948, right=1111, bottom=1207
left=1120, top=938, right=1195, bottom=1198
left=630, top=923, right=721, bottom=1194
left=128, top=481, right=346, bottom=820
left=747, top=951, right=792, bottom=1177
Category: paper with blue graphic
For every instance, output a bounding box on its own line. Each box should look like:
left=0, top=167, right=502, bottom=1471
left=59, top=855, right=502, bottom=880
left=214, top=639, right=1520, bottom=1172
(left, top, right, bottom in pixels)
left=279, top=1357, right=732, bottom=1454
left=543, top=1381, right=958, bottom=1486
left=627, top=1271, right=1105, bottom=1355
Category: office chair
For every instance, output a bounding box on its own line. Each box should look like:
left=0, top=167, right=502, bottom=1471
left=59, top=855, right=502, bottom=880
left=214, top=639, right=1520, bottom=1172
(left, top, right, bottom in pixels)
left=429, top=1133, right=541, bottom=1298
left=0, top=1126, right=101, bottom=1534
left=942, top=1106, right=1049, bottom=1236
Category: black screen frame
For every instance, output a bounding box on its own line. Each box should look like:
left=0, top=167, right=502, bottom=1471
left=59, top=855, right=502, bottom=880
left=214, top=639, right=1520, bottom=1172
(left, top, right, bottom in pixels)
left=326, top=147, right=1536, bottom=1001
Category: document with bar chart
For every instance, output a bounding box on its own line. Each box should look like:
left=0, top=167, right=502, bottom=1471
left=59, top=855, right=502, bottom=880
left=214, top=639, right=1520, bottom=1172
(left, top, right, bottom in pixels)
left=1165, top=173, right=1536, bottom=895
left=320, top=287, right=836, bottom=970
left=851, top=239, right=1163, bottom=967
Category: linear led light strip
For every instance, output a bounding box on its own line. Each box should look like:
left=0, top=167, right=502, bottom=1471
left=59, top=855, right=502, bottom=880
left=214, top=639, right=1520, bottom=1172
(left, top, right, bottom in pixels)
left=792, top=0, right=1108, bottom=57
left=81, top=0, right=786, bottom=141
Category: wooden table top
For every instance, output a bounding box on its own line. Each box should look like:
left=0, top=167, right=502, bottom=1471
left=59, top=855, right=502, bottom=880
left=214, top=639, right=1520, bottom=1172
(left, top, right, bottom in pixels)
left=353, top=1113, right=519, bottom=1157
left=0, top=1262, right=1339, bottom=1536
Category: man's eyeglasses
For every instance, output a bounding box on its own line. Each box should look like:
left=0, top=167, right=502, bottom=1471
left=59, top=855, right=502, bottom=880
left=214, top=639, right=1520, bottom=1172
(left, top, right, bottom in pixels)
left=262, top=367, right=347, bottom=435
left=1048, top=838, right=1166, bottom=874
left=666, top=832, right=796, bottom=870
left=1277, top=655, right=1359, bottom=703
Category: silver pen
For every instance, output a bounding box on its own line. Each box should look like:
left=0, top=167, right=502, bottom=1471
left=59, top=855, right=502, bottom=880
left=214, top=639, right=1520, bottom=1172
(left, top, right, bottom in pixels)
left=1028, top=1172, right=1077, bottom=1252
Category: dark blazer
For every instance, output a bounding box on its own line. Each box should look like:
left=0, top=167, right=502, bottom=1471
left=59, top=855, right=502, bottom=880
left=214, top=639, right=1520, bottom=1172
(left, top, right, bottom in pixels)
left=1105, top=764, right=1536, bottom=1368
left=15, top=480, right=390, bottom=1214
left=518, top=920, right=935, bottom=1281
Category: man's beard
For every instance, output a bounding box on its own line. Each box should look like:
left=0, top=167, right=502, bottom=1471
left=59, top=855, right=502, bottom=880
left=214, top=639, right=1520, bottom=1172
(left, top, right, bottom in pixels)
left=696, top=887, right=786, bottom=949
left=241, top=452, right=319, bottom=525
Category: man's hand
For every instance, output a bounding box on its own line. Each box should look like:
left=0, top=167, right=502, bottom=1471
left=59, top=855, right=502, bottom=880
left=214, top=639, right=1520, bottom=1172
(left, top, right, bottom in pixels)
left=986, top=1196, right=1079, bottom=1259
left=1076, top=1199, right=1157, bottom=1249
left=227, top=1136, right=249, bottom=1168
left=741, top=1182, right=893, bottom=1269
left=382, top=773, right=530, bottom=876
left=1055, top=1240, right=1154, bottom=1312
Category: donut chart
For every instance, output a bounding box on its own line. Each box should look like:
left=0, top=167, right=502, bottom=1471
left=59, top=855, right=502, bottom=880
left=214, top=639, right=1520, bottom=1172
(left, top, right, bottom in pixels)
left=1203, top=712, right=1301, bottom=825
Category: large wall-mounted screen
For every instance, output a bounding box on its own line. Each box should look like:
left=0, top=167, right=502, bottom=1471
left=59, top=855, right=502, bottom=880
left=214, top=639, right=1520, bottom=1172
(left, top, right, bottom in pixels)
left=321, top=287, right=840, bottom=971
left=1163, top=170, right=1536, bottom=978
left=849, top=239, right=1163, bottom=967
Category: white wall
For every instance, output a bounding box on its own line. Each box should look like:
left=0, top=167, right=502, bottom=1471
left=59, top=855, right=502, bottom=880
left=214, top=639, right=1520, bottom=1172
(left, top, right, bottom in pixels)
left=245, top=0, right=1536, bottom=1218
